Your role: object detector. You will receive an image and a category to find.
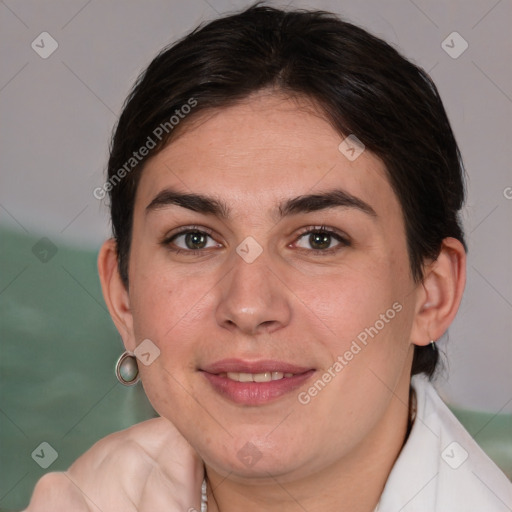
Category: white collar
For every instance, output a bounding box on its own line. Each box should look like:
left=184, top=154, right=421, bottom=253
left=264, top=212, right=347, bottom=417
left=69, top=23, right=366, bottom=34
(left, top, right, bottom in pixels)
left=377, top=374, right=512, bottom=511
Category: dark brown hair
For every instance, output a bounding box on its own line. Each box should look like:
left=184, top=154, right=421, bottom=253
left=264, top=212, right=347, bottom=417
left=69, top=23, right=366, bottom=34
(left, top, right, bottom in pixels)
left=106, top=3, right=466, bottom=377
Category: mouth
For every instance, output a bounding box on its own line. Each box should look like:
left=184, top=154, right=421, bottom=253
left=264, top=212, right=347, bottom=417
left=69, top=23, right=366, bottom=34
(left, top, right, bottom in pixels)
left=219, top=371, right=295, bottom=382
left=200, top=359, right=315, bottom=405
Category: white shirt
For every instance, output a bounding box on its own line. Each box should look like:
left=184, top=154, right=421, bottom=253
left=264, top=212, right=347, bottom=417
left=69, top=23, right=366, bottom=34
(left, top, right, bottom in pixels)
left=378, top=374, right=512, bottom=511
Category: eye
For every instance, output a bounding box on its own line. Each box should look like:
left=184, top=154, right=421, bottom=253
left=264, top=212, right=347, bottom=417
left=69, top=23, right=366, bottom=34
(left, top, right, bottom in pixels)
left=293, top=226, right=350, bottom=253
left=164, top=228, right=222, bottom=253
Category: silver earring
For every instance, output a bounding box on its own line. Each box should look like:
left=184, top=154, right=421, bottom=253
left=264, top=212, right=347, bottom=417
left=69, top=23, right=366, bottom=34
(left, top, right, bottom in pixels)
left=115, top=351, right=140, bottom=385
left=430, top=340, right=436, bottom=351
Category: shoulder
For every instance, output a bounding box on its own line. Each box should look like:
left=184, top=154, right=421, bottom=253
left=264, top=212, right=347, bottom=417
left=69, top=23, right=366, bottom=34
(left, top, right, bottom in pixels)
left=87, top=416, right=175, bottom=456
left=379, top=376, right=512, bottom=512
left=69, top=417, right=177, bottom=478
left=26, top=417, right=204, bottom=511
left=421, top=377, right=512, bottom=510
left=25, top=418, right=178, bottom=511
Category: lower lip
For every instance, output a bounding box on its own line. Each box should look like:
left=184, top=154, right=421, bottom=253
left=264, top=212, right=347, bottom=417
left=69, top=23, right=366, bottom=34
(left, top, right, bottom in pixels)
left=202, top=370, right=315, bottom=405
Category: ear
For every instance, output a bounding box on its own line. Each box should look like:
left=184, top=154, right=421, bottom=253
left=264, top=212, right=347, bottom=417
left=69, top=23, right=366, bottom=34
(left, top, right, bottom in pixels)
left=97, top=239, right=137, bottom=352
left=410, top=237, right=466, bottom=347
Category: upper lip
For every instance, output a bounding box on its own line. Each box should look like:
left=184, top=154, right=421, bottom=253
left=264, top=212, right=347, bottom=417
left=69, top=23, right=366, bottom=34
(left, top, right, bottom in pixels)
left=201, top=358, right=313, bottom=375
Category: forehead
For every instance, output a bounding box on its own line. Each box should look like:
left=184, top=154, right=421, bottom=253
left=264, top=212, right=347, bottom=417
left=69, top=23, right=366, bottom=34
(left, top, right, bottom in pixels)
left=135, top=92, right=398, bottom=220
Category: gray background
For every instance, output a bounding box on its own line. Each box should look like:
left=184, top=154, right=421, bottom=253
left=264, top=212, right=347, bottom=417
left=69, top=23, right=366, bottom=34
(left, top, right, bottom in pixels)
left=1, top=0, right=511, bottom=444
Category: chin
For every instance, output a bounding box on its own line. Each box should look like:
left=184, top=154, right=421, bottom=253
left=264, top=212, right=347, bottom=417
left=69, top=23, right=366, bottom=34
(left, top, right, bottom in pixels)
left=200, top=434, right=314, bottom=481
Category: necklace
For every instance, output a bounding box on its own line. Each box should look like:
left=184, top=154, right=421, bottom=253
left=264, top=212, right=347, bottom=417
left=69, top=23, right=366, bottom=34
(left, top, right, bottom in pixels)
left=200, top=480, right=380, bottom=511
left=200, top=479, right=208, bottom=511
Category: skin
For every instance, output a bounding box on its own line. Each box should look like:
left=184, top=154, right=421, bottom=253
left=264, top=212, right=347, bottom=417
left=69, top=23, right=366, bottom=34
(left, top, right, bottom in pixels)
left=25, top=91, right=465, bottom=512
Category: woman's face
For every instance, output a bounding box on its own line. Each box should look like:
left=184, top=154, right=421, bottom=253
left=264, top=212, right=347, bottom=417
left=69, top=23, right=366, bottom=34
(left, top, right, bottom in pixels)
left=126, top=92, right=421, bottom=481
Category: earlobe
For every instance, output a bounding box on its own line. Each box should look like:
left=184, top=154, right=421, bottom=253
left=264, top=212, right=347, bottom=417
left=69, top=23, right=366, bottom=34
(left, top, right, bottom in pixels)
left=97, top=239, right=136, bottom=351
left=410, top=237, right=466, bottom=347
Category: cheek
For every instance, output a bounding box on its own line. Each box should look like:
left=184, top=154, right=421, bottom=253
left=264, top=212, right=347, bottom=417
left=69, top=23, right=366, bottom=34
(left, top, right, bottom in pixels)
left=301, top=248, right=414, bottom=395
left=127, top=275, right=207, bottom=408
left=299, top=258, right=403, bottom=345
left=128, top=248, right=209, bottom=340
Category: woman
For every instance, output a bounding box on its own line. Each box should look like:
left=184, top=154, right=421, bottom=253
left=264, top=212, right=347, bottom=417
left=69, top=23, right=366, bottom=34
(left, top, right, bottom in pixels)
left=26, top=4, right=512, bottom=511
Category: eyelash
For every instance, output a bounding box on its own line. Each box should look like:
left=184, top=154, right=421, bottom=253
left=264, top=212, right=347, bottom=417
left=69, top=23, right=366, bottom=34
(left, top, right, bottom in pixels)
left=293, top=225, right=351, bottom=254
left=161, top=225, right=217, bottom=256
left=161, top=225, right=351, bottom=256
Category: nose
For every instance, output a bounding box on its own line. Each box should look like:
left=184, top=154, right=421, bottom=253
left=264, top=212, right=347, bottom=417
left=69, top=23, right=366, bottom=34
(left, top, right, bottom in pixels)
left=215, top=247, right=292, bottom=336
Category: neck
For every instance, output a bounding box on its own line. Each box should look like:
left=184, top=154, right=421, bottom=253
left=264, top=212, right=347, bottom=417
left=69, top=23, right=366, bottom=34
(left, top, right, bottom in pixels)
left=205, top=372, right=412, bottom=512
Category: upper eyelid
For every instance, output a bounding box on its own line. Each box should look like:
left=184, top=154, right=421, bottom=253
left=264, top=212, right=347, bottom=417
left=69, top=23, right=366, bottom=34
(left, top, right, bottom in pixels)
left=164, top=229, right=221, bottom=253
left=295, top=225, right=350, bottom=242
left=164, top=225, right=349, bottom=250
left=167, top=225, right=345, bottom=238
left=164, top=225, right=215, bottom=239
left=296, top=225, right=346, bottom=235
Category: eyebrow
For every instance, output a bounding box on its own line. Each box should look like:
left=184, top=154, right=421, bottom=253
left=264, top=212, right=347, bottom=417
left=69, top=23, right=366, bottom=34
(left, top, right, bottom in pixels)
left=279, top=189, right=376, bottom=218
left=145, top=187, right=377, bottom=219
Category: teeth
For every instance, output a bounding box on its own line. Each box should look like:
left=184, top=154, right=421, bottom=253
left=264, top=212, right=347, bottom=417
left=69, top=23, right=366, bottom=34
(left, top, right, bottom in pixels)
left=225, top=371, right=295, bottom=382
left=238, top=372, right=254, bottom=383
left=254, top=372, right=272, bottom=382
